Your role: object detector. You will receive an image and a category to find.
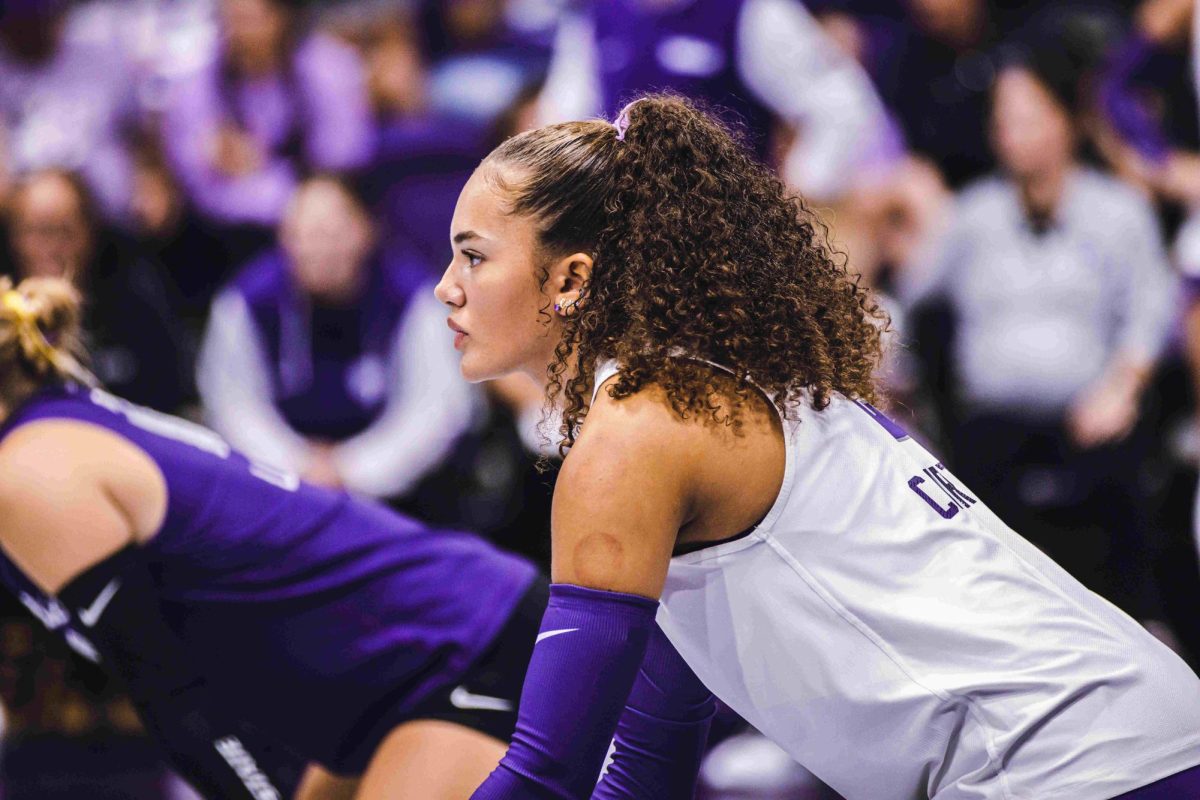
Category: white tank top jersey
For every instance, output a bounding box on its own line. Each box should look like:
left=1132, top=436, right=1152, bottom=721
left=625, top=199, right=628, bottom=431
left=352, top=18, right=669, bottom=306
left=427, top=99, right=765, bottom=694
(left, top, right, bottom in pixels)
left=591, top=361, right=1200, bottom=800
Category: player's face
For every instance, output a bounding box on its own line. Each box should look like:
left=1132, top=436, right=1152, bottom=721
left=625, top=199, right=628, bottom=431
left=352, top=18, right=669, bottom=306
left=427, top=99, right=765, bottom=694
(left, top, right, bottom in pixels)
left=436, top=167, right=559, bottom=383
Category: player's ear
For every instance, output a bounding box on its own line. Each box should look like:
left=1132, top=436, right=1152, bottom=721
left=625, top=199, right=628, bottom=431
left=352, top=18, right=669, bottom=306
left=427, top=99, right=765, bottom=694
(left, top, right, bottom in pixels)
left=548, top=252, right=592, bottom=317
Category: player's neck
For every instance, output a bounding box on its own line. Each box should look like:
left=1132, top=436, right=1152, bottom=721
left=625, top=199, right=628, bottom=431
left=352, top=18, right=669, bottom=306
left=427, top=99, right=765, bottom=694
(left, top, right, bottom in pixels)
left=521, top=348, right=583, bottom=408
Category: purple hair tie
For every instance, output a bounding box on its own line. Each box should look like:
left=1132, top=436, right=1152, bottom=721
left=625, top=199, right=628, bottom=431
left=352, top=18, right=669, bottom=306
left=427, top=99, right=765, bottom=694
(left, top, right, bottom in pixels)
left=614, top=101, right=637, bottom=142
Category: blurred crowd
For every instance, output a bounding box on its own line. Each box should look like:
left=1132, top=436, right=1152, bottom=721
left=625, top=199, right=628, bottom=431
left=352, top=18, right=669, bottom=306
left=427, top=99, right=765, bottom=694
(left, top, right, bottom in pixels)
left=0, top=0, right=1198, bottom=797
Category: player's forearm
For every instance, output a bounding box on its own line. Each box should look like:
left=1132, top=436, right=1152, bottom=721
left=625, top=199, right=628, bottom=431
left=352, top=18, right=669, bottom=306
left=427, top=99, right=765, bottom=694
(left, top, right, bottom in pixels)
left=471, top=584, right=659, bottom=799
left=592, top=627, right=715, bottom=800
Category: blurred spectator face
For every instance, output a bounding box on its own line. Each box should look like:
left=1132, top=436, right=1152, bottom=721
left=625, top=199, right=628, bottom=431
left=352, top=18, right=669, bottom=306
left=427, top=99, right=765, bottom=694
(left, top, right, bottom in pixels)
left=9, top=172, right=93, bottom=280
left=281, top=179, right=374, bottom=304
left=130, top=160, right=183, bottom=239
left=911, top=0, right=983, bottom=46
left=991, top=67, right=1074, bottom=181
left=221, top=0, right=289, bottom=75
left=370, top=23, right=427, bottom=118
left=445, top=0, right=504, bottom=47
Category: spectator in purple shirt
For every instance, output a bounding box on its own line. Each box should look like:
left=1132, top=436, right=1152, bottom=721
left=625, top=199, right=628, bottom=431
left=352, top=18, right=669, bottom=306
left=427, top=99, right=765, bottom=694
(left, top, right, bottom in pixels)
left=1096, top=0, right=1197, bottom=203
left=161, top=0, right=375, bottom=256
left=197, top=174, right=476, bottom=502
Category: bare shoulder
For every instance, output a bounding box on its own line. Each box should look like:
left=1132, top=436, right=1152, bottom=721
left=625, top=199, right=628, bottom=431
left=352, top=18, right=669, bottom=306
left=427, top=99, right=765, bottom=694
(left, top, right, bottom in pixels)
left=572, top=377, right=706, bottom=463
left=567, top=367, right=785, bottom=553
left=582, top=366, right=780, bottom=455
left=0, top=419, right=134, bottom=490
left=551, top=382, right=703, bottom=595
left=0, top=420, right=93, bottom=495
left=0, top=420, right=165, bottom=592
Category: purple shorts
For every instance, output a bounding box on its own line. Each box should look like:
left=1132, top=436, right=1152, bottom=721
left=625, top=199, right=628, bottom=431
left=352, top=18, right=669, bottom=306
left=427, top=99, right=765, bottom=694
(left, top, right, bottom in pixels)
left=1110, top=764, right=1200, bottom=798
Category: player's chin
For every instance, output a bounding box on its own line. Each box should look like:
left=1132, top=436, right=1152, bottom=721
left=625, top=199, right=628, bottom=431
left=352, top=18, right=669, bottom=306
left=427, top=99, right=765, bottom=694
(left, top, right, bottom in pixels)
left=458, top=348, right=506, bottom=384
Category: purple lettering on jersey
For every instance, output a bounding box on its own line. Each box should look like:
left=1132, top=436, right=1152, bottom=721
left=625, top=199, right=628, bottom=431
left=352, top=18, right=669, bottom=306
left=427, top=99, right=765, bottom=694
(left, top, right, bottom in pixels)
left=926, top=463, right=976, bottom=509
left=908, top=475, right=959, bottom=519
left=854, top=400, right=910, bottom=442
left=908, top=463, right=976, bottom=519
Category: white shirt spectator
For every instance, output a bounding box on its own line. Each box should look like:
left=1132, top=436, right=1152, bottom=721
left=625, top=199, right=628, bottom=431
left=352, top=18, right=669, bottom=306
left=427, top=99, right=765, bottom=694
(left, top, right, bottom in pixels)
left=900, top=169, right=1176, bottom=415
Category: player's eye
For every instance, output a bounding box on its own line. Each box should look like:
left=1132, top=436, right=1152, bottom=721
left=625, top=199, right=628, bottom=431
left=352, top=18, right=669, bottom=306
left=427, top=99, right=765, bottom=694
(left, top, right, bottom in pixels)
left=462, top=250, right=483, bottom=268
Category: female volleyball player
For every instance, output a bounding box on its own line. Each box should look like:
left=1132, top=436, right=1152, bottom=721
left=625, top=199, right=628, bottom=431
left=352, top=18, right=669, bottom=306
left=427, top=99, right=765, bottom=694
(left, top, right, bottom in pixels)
left=435, top=95, right=1200, bottom=799
left=0, top=276, right=693, bottom=800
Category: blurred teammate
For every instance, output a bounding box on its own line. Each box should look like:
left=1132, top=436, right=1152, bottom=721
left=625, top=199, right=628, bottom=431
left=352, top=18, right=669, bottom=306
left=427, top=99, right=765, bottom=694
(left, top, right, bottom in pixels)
left=436, top=95, right=1200, bottom=799
left=0, top=276, right=550, bottom=799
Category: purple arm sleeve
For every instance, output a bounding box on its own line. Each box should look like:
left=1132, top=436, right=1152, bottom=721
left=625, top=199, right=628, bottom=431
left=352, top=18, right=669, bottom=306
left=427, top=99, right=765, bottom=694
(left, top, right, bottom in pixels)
left=1099, top=32, right=1172, bottom=164
left=592, top=625, right=716, bottom=800
left=470, top=584, right=659, bottom=800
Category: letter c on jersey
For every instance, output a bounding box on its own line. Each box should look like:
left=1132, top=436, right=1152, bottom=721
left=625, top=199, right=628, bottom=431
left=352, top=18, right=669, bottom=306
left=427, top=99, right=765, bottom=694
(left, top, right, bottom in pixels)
left=908, top=476, right=959, bottom=520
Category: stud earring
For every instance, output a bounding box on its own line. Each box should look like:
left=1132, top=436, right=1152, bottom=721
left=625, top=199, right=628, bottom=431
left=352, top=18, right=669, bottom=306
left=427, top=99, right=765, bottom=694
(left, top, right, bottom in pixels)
left=554, top=297, right=582, bottom=316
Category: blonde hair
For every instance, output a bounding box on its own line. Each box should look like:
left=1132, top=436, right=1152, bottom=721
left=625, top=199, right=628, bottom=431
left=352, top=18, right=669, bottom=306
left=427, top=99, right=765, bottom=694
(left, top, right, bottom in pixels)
left=0, top=276, right=93, bottom=408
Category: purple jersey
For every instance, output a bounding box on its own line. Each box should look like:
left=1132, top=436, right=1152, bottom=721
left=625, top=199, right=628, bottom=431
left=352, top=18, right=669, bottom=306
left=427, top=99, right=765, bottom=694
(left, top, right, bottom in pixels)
left=0, top=385, right=537, bottom=771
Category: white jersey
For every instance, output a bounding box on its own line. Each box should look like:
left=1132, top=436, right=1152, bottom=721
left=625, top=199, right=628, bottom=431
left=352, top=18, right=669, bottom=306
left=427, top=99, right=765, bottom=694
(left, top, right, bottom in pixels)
left=592, top=362, right=1200, bottom=800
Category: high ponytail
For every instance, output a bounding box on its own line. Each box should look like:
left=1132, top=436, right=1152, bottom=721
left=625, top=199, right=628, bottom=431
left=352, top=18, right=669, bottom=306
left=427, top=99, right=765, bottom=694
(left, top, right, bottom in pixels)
left=0, top=276, right=93, bottom=406
left=485, top=93, right=887, bottom=453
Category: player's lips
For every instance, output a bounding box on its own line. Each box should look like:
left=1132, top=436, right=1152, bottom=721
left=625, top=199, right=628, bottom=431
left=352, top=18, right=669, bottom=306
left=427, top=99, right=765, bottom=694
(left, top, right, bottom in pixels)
left=447, top=318, right=468, bottom=350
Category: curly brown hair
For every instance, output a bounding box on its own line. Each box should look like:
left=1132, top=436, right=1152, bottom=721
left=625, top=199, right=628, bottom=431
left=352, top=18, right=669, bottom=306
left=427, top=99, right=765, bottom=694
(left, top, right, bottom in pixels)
left=485, top=94, right=887, bottom=452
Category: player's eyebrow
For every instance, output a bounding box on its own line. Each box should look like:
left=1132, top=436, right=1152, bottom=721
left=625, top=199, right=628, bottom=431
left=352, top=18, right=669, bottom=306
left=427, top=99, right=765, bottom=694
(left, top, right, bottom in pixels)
left=453, top=230, right=486, bottom=244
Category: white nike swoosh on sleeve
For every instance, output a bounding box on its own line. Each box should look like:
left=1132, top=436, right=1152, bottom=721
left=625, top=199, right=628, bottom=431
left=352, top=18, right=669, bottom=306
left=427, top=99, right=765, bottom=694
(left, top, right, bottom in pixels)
left=535, top=627, right=579, bottom=644
left=449, top=686, right=515, bottom=712
left=78, top=579, right=122, bottom=628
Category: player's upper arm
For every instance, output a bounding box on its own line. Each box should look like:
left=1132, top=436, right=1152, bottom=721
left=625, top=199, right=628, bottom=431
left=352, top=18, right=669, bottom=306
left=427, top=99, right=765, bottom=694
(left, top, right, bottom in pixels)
left=551, top=384, right=700, bottom=598
left=0, top=422, right=155, bottom=594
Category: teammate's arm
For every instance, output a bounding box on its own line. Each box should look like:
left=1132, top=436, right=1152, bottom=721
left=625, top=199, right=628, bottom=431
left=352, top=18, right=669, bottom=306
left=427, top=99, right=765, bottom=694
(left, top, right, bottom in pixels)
left=471, top=385, right=700, bottom=799
left=0, top=424, right=304, bottom=799
left=0, top=421, right=150, bottom=594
